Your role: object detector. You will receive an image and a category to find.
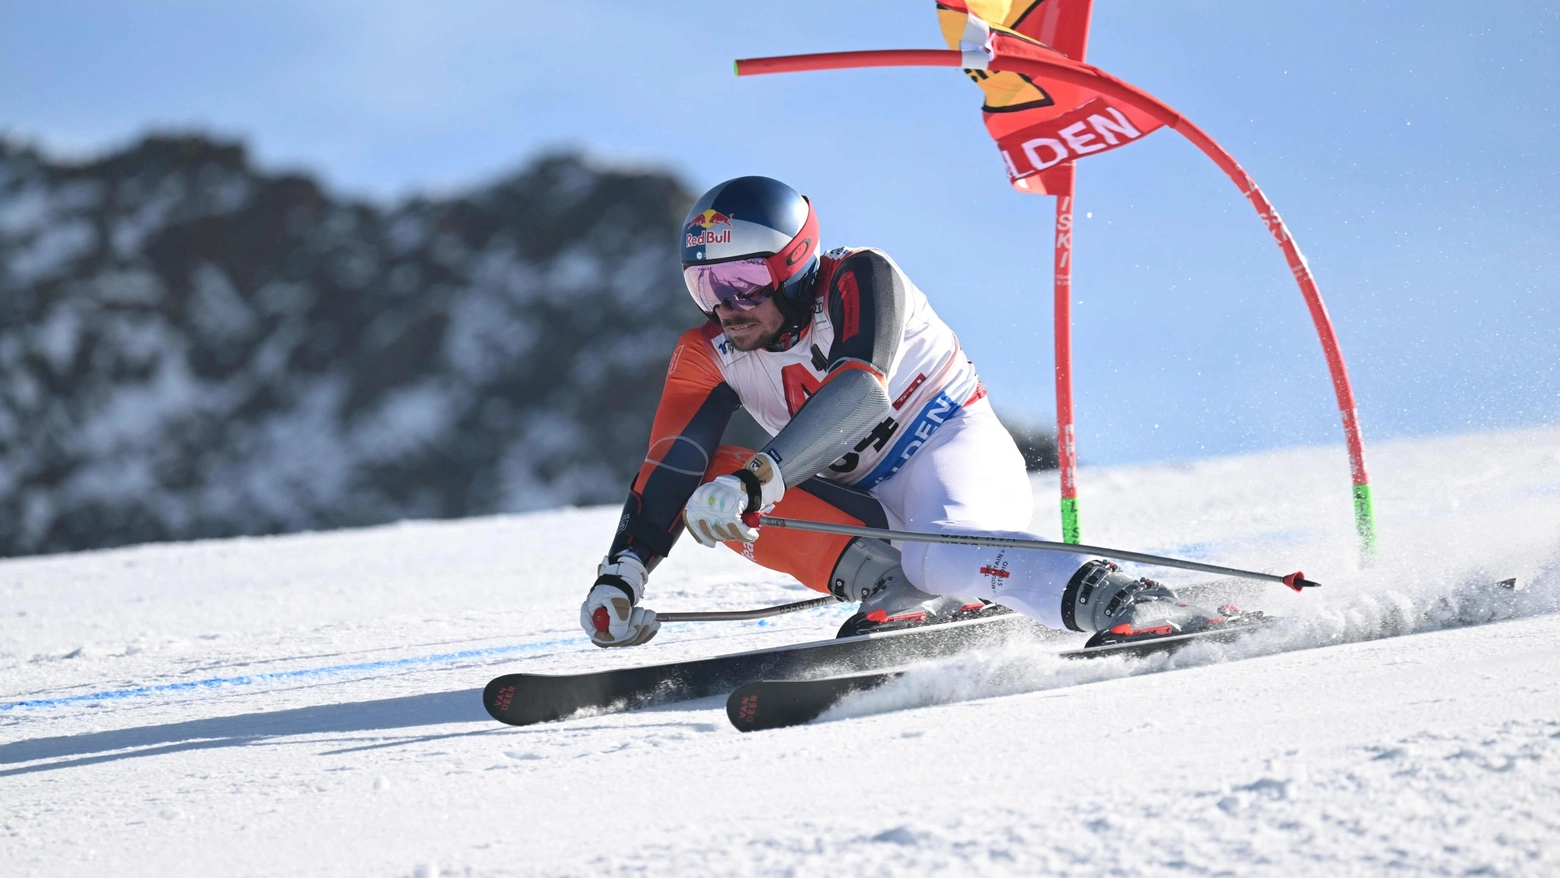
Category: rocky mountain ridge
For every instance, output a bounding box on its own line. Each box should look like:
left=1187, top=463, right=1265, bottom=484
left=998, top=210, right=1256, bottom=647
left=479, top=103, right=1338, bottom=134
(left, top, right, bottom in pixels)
left=0, top=135, right=705, bottom=556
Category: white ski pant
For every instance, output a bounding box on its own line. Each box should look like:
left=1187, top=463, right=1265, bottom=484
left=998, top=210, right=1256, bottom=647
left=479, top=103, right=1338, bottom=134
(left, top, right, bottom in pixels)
left=869, top=397, right=1082, bottom=629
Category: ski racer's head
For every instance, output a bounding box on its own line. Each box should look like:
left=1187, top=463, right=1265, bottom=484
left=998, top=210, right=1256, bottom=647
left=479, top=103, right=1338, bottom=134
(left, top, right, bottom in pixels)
left=680, top=175, right=820, bottom=352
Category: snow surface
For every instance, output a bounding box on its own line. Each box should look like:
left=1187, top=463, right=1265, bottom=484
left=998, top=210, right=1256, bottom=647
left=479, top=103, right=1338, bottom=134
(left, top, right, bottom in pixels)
left=3, top=426, right=1559, bottom=877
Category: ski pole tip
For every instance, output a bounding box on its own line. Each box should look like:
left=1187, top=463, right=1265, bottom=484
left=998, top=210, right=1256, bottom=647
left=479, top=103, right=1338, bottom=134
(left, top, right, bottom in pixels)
left=1282, top=571, right=1320, bottom=592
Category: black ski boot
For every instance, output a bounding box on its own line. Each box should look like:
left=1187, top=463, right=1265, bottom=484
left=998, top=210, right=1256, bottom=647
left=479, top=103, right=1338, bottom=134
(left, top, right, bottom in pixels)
left=1063, top=559, right=1250, bottom=647
left=830, top=538, right=1002, bottom=638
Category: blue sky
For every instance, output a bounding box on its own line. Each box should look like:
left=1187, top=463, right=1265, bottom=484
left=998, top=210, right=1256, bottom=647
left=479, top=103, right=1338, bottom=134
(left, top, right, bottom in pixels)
left=3, top=0, right=1556, bottom=468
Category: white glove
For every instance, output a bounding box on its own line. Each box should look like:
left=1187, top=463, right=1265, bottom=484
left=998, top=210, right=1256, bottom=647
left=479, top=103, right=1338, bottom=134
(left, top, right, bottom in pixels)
left=684, top=476, right=757, bottom=546
left=683, top=451, right=786, bottom=547
left=580, top=553, right=659, bottom=648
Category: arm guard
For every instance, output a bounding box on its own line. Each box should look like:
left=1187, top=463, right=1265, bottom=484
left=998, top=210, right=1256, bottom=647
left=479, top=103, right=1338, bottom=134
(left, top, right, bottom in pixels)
left=760, top=367, right=891, bottom=488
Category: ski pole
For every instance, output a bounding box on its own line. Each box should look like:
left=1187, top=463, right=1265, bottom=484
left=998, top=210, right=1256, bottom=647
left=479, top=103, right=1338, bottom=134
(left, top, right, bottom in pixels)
left=754, top=516, right=1320, bottom=591
left=657, top=596, right=836, bottom=623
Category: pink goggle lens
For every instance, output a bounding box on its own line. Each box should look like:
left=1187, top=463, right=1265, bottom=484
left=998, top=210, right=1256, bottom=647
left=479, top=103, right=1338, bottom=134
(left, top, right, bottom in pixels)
left=682, top=258, right=777, bottom=313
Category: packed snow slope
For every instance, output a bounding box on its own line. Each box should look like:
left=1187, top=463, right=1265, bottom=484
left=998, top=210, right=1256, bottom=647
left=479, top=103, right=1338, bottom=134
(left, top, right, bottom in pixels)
left=3, top=426, right=1559, bottom=878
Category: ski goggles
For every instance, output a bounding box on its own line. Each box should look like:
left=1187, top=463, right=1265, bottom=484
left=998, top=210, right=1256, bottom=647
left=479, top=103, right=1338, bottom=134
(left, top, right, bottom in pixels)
left=682, top=258, right=781, bottom=313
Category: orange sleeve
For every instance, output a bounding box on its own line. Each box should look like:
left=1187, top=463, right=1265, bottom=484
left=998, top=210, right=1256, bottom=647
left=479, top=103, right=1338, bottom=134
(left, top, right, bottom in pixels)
left=609, top=327, right=740, bottom=564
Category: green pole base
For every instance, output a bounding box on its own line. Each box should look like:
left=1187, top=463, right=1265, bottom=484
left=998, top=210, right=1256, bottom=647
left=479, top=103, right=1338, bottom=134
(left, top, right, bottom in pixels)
left=1353, top=483, right=1377, bottom=559
left=1060, top=497, right=1081, bottom=545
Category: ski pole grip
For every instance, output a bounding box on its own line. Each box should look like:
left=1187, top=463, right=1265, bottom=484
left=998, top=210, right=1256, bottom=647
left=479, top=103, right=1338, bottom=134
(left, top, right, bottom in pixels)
left=742, top=511, right=761, bottom=528
left=592, top=606, right=610, bottom=633
left=1282, top=571, right=1320, bottom=592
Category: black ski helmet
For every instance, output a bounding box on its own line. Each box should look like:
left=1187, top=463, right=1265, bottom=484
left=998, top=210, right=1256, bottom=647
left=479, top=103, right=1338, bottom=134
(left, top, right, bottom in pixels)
left=679, top=176, right=820, bottom=331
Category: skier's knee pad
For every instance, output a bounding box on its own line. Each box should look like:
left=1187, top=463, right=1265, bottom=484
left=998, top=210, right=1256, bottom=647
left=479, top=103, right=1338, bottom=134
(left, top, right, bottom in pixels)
left=828, top=537, right=903, bottom=603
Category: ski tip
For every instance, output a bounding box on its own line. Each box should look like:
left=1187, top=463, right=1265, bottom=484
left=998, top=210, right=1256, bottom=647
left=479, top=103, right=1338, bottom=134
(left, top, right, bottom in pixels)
left=727, top=684, right=765, bottom=732
left=483, top=677, right=520, bottom=724
left=1282, top=571, right=1320, bottom=591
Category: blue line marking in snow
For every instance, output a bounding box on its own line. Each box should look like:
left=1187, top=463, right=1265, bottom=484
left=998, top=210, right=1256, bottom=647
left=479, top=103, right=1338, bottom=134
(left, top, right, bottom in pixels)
left=1, top=604, right=850, bottom=713
left=0, top=635, right=586, bottom=713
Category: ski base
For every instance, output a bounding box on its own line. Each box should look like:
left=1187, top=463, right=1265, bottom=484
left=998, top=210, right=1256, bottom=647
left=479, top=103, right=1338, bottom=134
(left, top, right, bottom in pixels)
left=726, top=615, right=1273, bottom=732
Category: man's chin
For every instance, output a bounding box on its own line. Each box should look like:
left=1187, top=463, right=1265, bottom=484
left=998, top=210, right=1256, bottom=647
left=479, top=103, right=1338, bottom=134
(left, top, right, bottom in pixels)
left=721, top=325, right=778, bottom=352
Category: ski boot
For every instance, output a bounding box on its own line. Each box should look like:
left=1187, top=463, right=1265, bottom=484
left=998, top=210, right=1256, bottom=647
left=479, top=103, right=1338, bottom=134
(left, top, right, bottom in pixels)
left=1063, top=559, right=1255, bottom=647
left=831, top=537, right=1003, bottom=638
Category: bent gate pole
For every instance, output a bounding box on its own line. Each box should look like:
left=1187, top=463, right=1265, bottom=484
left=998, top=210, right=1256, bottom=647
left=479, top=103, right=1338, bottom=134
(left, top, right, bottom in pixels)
left=735, top=48, right=1377, bottom=558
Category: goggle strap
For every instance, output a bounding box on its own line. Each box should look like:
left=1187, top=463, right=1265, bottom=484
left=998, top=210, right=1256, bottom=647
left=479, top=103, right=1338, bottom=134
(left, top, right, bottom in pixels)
left=764, top=197, right=819, bottom=284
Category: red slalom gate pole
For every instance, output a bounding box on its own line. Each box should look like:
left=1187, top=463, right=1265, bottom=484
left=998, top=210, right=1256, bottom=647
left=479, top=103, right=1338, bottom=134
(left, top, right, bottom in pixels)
left=1052, top=164, right=1081, bottom=544
left=735, top=47, right=1377, bottom=559
left=735, top=49, right=963, bottom=77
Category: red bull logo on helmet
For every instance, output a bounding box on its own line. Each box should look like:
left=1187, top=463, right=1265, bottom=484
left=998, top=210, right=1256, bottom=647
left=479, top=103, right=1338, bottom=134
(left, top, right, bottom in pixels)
left=685, top=209, right=733, bottom=247
left=688, top=209, right=733, bottom=229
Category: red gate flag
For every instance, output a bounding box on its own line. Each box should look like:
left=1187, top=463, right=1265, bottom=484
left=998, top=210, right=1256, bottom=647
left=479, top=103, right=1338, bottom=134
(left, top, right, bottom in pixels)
left=938, top=0, right=1164, bottom=194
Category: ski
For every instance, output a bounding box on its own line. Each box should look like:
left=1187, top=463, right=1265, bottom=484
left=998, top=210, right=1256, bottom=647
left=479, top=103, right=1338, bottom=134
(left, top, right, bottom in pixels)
left=725, top=614, right=1274, bottom=732
left=482, top=611, right=1054, bottom=727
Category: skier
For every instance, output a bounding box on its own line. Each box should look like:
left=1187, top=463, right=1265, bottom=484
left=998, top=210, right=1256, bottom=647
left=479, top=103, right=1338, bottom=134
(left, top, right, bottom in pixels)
left=580, top=176, right=1219, bottom=647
